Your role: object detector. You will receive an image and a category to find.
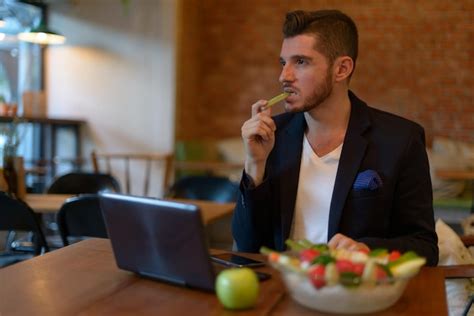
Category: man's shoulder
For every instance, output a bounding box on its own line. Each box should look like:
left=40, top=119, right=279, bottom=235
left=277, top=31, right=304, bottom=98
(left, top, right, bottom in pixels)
left=365, top=106, right=427, bottom=148
left=367, top=106, right=424, bottom=133
left=350, top=91, right=424, bottom=135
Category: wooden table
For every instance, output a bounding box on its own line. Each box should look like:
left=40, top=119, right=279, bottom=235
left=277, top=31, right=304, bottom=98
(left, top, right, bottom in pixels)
left=436, top=169, right=474, bottom=212
left=23, top=194, right=235, bottom=225
left=436, top=170, right=474, bottom=181
left=0, top=238, right=449, bottom=315
left=174, top=161, right=244, bottom=174
left=169, top=198, right=235, bottom=225
left=24, top=194, right=72, bottom=214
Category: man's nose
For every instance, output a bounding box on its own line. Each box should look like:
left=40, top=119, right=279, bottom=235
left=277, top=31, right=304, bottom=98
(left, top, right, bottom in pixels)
left=279, top=64, right=294, bottom=83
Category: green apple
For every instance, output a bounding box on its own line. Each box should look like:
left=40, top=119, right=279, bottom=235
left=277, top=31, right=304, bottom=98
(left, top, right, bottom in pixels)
left=215, top=268, right=259, bottom=310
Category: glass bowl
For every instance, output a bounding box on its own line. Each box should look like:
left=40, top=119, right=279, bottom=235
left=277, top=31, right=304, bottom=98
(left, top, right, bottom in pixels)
left=277, top=266, right=409, bottom=314
left=265, top=244, right=425, bottom=314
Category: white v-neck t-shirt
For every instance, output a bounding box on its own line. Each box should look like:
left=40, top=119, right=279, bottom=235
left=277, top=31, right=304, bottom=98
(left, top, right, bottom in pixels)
left=290, top=135, right=342, bottom=243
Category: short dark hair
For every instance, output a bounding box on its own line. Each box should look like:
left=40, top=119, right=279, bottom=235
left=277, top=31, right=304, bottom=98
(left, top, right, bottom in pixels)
left=283, top=10, right=358, bottom=70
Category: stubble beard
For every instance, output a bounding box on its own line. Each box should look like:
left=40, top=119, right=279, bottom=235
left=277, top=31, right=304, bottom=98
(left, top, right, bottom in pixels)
left=287, top=67, right=334, bottom=113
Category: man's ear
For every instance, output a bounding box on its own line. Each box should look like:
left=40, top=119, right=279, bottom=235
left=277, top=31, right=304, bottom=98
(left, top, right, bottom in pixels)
left=334, top=56, right=354, bottom=82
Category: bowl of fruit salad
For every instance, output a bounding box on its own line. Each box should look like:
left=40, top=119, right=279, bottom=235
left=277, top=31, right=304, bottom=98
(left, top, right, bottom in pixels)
left=261, top=240, right=426, bottom=314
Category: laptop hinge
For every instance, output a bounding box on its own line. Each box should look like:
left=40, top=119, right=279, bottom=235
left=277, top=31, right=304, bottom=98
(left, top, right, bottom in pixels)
left=139, top=271, right=186, bottom=286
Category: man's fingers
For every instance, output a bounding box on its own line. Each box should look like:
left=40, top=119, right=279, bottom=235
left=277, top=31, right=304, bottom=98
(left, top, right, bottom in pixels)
left=247, top=113, right=276, bottom=132
left=251, top=100, right=269, bottom=117
left=242, top=119, right=275, bottom=142
left=330, top=235, right=351, bottom=249
left=254, top=113, right=276, bottom=132
left=327, top=233, right=343, bottom=248
left=242, top=114, right=276, bottom=138
left=328, top=233, right=369, bottom=252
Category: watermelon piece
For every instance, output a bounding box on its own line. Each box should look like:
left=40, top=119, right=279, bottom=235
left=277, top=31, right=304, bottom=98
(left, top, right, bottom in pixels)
left=300, top=249, right=320, bottom=262
left=336, top=259, right=354, bottom=273
left=388, top=250, right=401, bottom=262
left=309, top=264, right=326, bottom=289
left=353, top=263, right=365, bottom=276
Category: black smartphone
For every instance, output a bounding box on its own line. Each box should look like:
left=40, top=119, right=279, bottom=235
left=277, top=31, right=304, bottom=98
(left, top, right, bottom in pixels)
left=211, top=253, right=266, bottom=268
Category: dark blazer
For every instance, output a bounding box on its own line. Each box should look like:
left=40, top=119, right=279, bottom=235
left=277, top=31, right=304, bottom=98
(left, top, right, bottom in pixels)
left=232, top=91, right=439, bottom=266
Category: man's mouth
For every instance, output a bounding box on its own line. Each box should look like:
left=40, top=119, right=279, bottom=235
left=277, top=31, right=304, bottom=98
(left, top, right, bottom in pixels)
left=283, top=88, right=297, bottom=99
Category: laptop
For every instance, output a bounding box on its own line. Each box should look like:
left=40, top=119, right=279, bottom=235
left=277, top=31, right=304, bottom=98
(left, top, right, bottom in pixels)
left=99, top=193, right=267, bottom=292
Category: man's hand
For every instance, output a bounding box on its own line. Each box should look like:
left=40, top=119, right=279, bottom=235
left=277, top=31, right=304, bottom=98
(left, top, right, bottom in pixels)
left=328, top=233, right=370, bottom=252
left=241, top=100, right=276, bottom=186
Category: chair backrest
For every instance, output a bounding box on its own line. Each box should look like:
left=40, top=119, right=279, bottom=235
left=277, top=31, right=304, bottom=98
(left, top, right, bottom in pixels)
left=166, top=175, right=239, bottom=203
left=56, top=194, right=107, bottom=246
left=91, top=151, right=174, bottom=197
left=46, top=172, right=121, bottom=194
left=0, top=192, right=48, bottom=255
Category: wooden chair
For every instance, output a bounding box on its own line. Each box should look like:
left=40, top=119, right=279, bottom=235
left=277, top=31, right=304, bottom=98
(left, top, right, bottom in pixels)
left=91, top=151, right=174, bottom=197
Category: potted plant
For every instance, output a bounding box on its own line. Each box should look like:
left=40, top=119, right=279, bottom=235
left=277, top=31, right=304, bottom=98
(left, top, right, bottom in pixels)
left=1, top=117, right=23, bottom=195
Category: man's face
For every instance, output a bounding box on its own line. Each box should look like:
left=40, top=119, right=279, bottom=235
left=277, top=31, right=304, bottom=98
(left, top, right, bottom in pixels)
left=279, top=34, right=333, bottom=112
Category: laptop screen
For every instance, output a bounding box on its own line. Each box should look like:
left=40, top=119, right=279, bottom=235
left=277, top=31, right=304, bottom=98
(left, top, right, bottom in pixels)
left=99, top=193, right=216, bottom=291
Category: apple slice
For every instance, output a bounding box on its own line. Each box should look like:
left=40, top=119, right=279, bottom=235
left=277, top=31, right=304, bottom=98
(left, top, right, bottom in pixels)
left=325, top=262, right=339, bottom=286
left=361, top=260, right=377, bottom=285
left=389, top=257, right=426, bottom=279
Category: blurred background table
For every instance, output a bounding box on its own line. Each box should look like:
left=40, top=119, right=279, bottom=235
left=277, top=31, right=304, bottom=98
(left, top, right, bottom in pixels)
left=23, top=194, right=235, bottom=225
left=24, top=193, right=71, bottom=213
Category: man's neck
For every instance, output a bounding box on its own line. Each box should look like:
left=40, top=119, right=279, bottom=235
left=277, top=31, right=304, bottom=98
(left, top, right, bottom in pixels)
left=303, top=88, right=351, bottom=157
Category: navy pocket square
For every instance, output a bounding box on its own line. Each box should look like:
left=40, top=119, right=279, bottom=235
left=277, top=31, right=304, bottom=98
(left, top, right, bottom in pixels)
left=353, top=170, right=383, bottom=191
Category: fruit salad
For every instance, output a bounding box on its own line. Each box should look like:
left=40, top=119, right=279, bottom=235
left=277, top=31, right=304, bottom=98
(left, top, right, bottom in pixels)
left=261, top=239, right=426, bottom=290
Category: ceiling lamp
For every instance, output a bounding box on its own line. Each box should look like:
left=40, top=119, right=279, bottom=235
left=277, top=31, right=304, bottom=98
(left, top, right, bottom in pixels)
left=18, top=23, right=65, bottom=45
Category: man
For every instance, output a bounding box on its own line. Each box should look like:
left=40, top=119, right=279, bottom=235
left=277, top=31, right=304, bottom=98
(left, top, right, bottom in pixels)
left=232, top=10, right=438, bottom=266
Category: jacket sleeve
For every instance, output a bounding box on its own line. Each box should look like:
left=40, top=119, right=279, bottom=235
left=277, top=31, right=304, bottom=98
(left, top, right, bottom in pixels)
left=358, top=125, right=439, bottom=266
left=232, top=171, right=273, bottom=252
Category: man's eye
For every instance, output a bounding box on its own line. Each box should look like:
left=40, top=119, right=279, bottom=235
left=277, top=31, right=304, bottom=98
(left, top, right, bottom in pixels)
left=279, top=60, right=286, bottom=66
left=296, top=58, right=306, bottom=65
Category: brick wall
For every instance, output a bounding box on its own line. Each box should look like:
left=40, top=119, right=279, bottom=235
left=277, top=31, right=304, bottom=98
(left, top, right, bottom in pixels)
left=176, top=0, right=473, bottom=144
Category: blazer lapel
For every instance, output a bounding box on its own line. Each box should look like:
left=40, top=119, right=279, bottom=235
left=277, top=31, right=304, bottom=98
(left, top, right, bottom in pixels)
left=278, top=114, right=305, bottom=249
left=327, top=92, right=371, bottom=240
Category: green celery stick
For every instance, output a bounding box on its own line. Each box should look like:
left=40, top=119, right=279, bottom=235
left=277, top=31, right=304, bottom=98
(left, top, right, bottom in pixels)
left=285, top=239, right=304, bottom=251
left=299, top=239, right=314, bottom=248
left=265, top=92, right=290, bottom=108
